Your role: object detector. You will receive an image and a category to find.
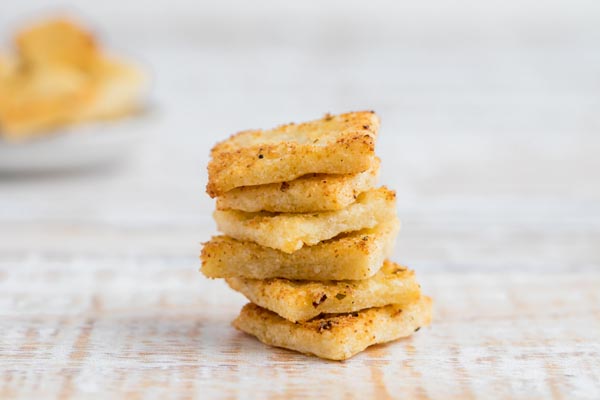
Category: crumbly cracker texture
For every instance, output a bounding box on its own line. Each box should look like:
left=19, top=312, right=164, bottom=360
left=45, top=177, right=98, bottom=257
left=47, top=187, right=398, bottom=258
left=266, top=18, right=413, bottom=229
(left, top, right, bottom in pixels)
left=226, top=260, right=420, bottom=322
left=233, top=296, right=432, bottom=361
left=206, top=111, right=380, bottom=197
left=201, top=217, right=399, bottom=280
left=213, top=186, right=396, bottom=253
left=216, top=158, right=380, bottom=213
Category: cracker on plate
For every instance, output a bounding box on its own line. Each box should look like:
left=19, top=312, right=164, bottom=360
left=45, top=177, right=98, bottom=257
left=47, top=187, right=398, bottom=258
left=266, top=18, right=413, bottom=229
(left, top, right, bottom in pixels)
left=233, top=296, right=432, bottom=361
left=15, top=19, right=100, bottom=70
left=0, top=18, right=145, bottom=139
left=213, top=187, right=396, bottom=253
left=0, top=55, right=15, bottom=79
left=201, top=217, right=399, bottom=280
left=0, top=65, right=93, bottom=136
left=226, top=261, right=420, bottom=322
left=216, top=158, right=380, bottom=213
left=77, top=57, right=145, bottom=121
left=206, top=111, right=380, bottom=197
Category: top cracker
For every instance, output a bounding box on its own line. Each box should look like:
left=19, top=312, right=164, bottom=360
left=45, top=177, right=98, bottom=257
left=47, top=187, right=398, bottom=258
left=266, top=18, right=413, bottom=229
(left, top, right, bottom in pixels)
left=206, top=111, right=380, bottom=197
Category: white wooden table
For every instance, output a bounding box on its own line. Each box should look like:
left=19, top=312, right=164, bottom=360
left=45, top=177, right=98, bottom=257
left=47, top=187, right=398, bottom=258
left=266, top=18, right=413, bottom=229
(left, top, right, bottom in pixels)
left=1, top=1, right=599, bottom=398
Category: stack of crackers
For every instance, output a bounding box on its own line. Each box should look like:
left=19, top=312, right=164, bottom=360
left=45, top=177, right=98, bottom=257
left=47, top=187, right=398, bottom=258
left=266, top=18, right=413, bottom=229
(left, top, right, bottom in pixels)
left=201, top=111, right=432, bottom=360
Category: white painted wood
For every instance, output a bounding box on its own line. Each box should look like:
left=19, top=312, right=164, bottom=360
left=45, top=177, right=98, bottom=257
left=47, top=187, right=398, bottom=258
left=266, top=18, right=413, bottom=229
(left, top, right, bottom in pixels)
left=0, top=258, right=599, bottom=399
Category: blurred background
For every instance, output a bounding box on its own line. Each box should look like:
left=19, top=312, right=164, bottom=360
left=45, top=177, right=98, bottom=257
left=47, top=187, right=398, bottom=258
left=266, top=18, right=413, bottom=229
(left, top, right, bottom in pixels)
left=0, top=0, right=599, bottom=270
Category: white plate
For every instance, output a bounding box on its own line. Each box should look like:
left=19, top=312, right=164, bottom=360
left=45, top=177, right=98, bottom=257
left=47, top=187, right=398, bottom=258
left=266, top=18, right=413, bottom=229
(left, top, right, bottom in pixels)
left=0, top=109, right=155, bottom=173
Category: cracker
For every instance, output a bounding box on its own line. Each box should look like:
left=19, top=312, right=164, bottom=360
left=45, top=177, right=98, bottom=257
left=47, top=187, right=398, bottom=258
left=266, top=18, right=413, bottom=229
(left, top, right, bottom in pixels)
left=0, top=55, right=15, bottom=79
left=226, top=261, right=420, bottom=322
left=0, top=60, right=143, bottom=138
left=0, top=19, right=144, bottom=139
left=216, top=158, right=380, bottom=213
left=206, top=111, right=380, bottom=197
left=15, top=19, right=100, bottom=70
left=0, top=66, right=93, bottom=137
left=213, top=187, right=396, bottom=253
left=233, top=296, right=432, bottom=361
left=77, top=58, right=145, bottom=121
left=201, top=217, right=399, bottom=280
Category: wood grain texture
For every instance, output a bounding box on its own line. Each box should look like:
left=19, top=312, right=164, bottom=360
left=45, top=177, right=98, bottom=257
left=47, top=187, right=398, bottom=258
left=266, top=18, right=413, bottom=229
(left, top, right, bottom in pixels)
left=0, top=258, right=599, bottom=399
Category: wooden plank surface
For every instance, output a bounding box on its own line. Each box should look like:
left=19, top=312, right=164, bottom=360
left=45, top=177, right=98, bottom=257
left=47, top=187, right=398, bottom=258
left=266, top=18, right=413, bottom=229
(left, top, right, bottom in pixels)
left=1, top=257, right=599, bottom=399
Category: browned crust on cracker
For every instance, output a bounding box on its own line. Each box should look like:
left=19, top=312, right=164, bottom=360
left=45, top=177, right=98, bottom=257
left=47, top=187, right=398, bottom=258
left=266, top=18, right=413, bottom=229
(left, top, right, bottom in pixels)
left=226, top=260, right=421, bottom=322
left=206, top=111, right=380, bottom=197
left=212, top=187, right=396, bottom=253
left=216, top=158, right=380, bottom=213
left=233, top=296, right=432, bottom=361
left=200, top=217, right=399, bottom=280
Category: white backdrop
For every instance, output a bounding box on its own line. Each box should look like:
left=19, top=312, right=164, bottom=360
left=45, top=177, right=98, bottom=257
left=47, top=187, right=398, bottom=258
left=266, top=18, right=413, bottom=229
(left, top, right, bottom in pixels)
left=0, top=0, right=598, bottom=267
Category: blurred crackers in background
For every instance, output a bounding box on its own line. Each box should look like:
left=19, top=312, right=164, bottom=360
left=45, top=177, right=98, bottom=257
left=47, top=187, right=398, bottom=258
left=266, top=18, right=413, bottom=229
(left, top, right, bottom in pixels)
left=0, top=18, right=146, bottom=140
